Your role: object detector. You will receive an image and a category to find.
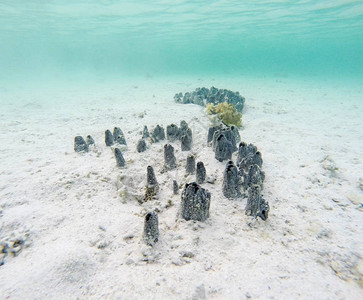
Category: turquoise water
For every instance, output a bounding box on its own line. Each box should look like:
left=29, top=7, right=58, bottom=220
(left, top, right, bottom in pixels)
left=1, top=0, right=363, bottom=84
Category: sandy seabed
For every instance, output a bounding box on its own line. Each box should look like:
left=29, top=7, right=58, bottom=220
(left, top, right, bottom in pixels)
left=0, top=76, right=362, bottom=299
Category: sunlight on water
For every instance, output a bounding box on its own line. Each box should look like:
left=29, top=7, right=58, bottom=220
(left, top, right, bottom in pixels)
left=0, top=0, right=362, bottom=84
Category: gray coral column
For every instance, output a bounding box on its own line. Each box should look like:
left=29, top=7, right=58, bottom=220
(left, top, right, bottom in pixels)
left=74, top=136, right=89, bottom=152
left=114, top=148, right=126, bottom=167
left=180, top=182, right=211, bottom=222
left=196, top=162, right=206, bottom=184
left=144, top=212, right=159, bottom=246
left=164, top=144, right=177, bottom=170
left=145, top=166, right=159, bottom=200
left=222, top=161, right=241, bottom=199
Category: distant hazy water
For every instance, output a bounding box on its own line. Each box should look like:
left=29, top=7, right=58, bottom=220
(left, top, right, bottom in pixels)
left=0, top=0, right=362, bottom=85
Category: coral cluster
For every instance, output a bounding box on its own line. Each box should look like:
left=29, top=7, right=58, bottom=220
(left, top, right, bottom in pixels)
left=70, top=87, right=272, bottom=250
left=236, top=142, right=269, bottom=220
left=211, top=126, right=238, bottom=162
left=174, top=86, right=245, bottom=112
left=74, top=135, right=95, bottom=152
left=113, top=127, right=127, bottom=145
left=151, top=125, right=165, bottom=142
left=104, top=127, right=127, bottom=147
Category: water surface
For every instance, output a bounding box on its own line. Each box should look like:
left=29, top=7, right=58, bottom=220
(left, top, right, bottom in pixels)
left=1, top=0, right=362, bottom=86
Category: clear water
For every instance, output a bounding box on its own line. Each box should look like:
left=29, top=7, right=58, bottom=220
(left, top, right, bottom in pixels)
left=1, top=0, right=363, bottom=85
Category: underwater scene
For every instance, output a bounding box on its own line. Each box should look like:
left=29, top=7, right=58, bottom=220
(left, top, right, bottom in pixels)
left=0, top=1, right=362, bottom=299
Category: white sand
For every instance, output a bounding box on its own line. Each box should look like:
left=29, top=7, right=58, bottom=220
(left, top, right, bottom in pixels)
left=0, top=76, right=362, bottom=299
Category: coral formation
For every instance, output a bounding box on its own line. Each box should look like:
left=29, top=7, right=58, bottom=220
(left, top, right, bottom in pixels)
left=237, top=142, right=262, bottom=168
left=179, top=120, right=193, bottom=151
left=179, top=120, right=190, bottom=137
left=207, top=125, right=222, bottom=144
left=113, top=127, right=127, bottom=145
left=174, top=86, right=245, bottom=113
left=142, top=125, right=150, bottom=138
left=136, top=139, right=147, bottom=153
left=173, top=180, right=179, bottom=195
left=186, top=154, right=196, bottom=174
left=214, top=134, right=233, bottom=162
left=143, top=212, right=159, bottom=246
left=164, top=144, right=177, bottom=170
left=114, top=148, right=126, bottom=167
left=145, top=166, right=159, bottom=201
left=74, top=136, right=89, bottom=152
left=242, top=164, right=265, bottom=191
left=230, top=125, right=241, bottom=143
left=235, top=142, right=268, bottom=220
left=72, top=109, right=271, bottom=235
left=196, top=161, right=206, bottom=184
left=151, top=125, right=165, bottom=142
left=181, top=134, right=192, bottom=151
left=206, top=102, right=242, bottom=127
left=166, top=124, right=180, bottom=142
left=86, top=135, right=95, bottom=146
left=180, top=182, right=211, bottom=222
left=245, top=185, right=270, bottom=221
left=211, top=126, right=239, bottom=162
left=237, top=142, right=265, bottom=191
left=105, top=129, right=114, bottom=146
left=212, top=127, right=238, bottom=152
left=222, top=161, right=241, bottom=199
